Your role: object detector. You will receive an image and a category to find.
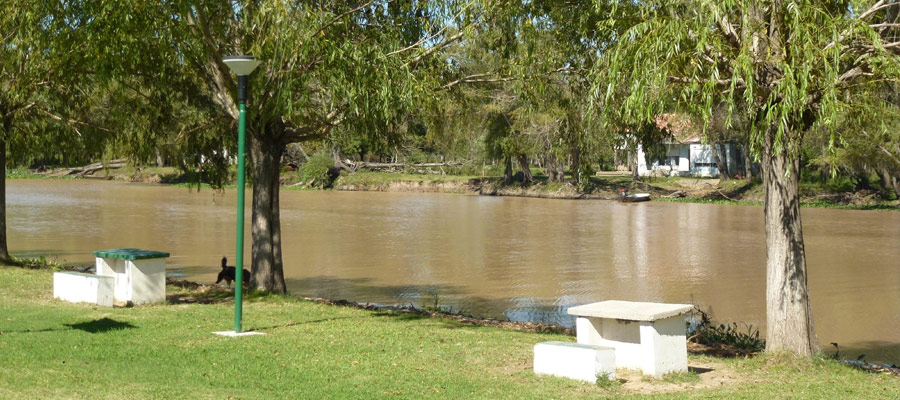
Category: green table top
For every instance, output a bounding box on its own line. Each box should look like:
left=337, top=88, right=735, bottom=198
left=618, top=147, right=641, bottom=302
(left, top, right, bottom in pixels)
left=93, top=248, right=170, bottom=261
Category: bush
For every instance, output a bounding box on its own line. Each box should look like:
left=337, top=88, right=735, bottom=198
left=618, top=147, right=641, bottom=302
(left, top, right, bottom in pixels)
left=298, top=153, right=336, bottom=188
left=687, top=308, right=765, bottom=354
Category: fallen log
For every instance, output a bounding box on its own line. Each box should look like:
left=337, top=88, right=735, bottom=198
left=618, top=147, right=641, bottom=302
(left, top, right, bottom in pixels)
left=66, top=159, right=127, bottom=176
left=343, top=160, right=463, bottom=170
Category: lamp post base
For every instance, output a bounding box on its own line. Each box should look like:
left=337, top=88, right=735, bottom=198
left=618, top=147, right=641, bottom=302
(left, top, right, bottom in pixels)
left=213, top=330, right=266, bottom=337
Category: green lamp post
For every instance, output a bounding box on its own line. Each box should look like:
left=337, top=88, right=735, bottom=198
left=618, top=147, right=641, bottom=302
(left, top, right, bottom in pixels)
left=223, top=55, right=260, bottom=334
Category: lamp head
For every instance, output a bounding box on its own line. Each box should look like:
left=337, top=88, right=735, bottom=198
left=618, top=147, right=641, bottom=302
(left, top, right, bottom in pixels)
left=223, top=55, right=261, bottom=76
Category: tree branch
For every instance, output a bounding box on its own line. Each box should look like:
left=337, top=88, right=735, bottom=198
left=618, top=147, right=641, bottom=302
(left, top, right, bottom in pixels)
left=859, top=0, right=899, bottom=21
left=710, top=3, right=741, bottom=50
left=405, top=29, right=467, bottom=66
left=669, top=76, right=746, bottom=89
left=281, top=109, right=346, bottom=143
left=39, top=108, right=115, bottom=136
left=310, top=0, right=383, bottom=39
left=440, top=74, right=515, bottom=90
left=184, top=7, right=238, bottom=120
left=386, top=1, right=473, bottom=58
left=4, top=102, right=36, bottom=118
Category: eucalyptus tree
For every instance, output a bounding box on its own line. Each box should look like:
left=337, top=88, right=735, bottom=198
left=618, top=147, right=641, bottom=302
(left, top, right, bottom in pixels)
left=74, top=1, right=484, bottom=292
left=589, top=0, right=900, bottom=356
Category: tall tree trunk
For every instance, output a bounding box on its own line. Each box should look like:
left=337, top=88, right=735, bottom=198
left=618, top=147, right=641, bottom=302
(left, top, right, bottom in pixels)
left=248, top=127, right=287, bottom=293
left=743, top=140, right=753, bottom=181
left=516, top=154, right=533, bottom=183
left=155, top=148, right=165, bottom=168
left=712, top=142, right=731, bottom=180
left=762, top=131, right=818, bottom=357
left=630, top=148, right=640, bottom=182
left=503, top=156, right=513, bottom=184
left=0, top=121, right=9, bottom=264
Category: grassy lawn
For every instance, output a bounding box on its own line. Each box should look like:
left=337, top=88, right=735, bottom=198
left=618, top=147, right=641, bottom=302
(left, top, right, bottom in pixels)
left=1, top=265, right=897, bottom=399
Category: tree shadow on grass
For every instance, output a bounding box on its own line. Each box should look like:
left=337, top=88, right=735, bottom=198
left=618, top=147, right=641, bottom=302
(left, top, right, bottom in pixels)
left=65, top=317, right=136, bottom=333
left=166, top=278, right=272, bottom=305
left=250, top=316, right=359, bottom=332
left=3, top=318, right=136, bottom=334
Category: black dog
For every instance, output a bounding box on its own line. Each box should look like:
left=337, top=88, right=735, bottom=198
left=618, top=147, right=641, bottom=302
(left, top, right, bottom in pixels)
left=216, top=256, right=249, bottom=287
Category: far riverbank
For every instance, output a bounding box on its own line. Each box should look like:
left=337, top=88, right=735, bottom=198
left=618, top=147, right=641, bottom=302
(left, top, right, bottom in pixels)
left=10, top=164, right=900, bottom=210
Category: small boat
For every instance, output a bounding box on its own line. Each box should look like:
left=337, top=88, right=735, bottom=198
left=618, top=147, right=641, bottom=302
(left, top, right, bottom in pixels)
left=619, top=189, right=650, bottom=202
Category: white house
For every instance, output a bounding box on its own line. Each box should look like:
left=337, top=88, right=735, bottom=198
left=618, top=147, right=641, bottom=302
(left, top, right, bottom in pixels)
left=636, top=138, right=741, bottom=178
left=631, top=114, right=743, bottom=178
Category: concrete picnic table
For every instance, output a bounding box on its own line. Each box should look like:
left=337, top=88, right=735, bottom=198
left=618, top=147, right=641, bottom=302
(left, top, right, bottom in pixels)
left=568, top=300, right=693, bottom=377
left=94, top=248, right=170, bottom=306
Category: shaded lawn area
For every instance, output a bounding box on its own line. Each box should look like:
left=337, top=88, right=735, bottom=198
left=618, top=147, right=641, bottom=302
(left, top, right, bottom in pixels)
left=1, top=266, right=897, bottom=399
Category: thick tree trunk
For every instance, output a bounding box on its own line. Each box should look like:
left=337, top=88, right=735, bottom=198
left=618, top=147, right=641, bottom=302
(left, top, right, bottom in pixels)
left=545, top=155, right=565, bottom=182
left=879, top=167, right=900, bottom=198
left=570, top=146, right=582, bottom=184
left=762, top=131, right=818, bottom=357
left=0, top=126, right=9, bottom=264
left=712, top=142, right=731, bottom=180
left=248, top=128, right=287, bottom=293
left=516, top=154, right=534, bottom=183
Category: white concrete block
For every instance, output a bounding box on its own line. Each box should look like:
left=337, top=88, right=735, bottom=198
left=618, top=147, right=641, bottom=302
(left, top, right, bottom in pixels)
left=534, top=341, right=616, bottom=383
left=53, top=272, right=114, bottom=307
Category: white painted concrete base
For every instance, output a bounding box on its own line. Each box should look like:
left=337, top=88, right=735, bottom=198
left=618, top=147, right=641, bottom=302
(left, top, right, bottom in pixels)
left=96, top=257, right=166, bottom=305
left=53, top=272, right=114, bottom=307
left=213, top=331, right=266, bottom=337
left=534, top=341, right=616, bottom=383
left=574, top=315, right=688, bottom=377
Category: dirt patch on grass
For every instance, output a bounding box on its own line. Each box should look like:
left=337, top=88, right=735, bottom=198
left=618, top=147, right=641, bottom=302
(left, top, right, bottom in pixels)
left=615, top=359, right=752, bottom=395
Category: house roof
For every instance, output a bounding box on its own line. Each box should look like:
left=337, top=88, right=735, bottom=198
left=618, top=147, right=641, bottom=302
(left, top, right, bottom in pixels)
left=654, top=114, right=702, bottom=144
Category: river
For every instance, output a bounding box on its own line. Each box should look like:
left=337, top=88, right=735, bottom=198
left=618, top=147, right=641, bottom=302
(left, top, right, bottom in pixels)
left=7, top=179, right=900, bottom=363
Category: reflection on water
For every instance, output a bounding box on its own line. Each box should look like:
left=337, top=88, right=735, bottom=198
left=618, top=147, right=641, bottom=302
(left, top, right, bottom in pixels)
left=7, top=179, right=900, bottom=363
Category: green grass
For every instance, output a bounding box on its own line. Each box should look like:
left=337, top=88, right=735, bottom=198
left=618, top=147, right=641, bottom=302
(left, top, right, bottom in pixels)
left=5, top=168, right=44, bottom=179
left=1, top=265, right=897, bottom=399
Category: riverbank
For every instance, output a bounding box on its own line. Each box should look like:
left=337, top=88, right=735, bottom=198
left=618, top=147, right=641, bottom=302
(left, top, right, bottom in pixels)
left=2, top=263, right=898, bottom=399
left=10, top=165, right=900, bottom=209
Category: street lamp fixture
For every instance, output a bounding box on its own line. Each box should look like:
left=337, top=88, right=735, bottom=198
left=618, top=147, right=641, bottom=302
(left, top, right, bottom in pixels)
left=223, top=54, right=260, bottom=335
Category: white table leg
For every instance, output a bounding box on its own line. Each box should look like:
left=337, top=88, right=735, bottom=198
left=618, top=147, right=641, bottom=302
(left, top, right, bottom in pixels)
left=639, top=315, right=688, bottom=377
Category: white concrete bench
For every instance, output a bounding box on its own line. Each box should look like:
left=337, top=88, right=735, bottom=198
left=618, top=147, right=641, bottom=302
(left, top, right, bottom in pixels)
left=94, top=248, right=170, bottom=306
left=534, top=341, right=616, bottom=383
left=568, top=300, right=693, bottom=377
left=53, top=272, right=114, bottom=307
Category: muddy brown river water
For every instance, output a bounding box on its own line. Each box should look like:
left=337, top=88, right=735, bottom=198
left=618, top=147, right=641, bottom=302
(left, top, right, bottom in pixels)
left=7, top=179, right=900, bottom=363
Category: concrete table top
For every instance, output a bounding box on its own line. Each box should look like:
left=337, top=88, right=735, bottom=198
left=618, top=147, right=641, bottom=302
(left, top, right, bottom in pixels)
left=567, top=300, right=693, bottom=321
left=93, top=248, right=170, bottom=261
